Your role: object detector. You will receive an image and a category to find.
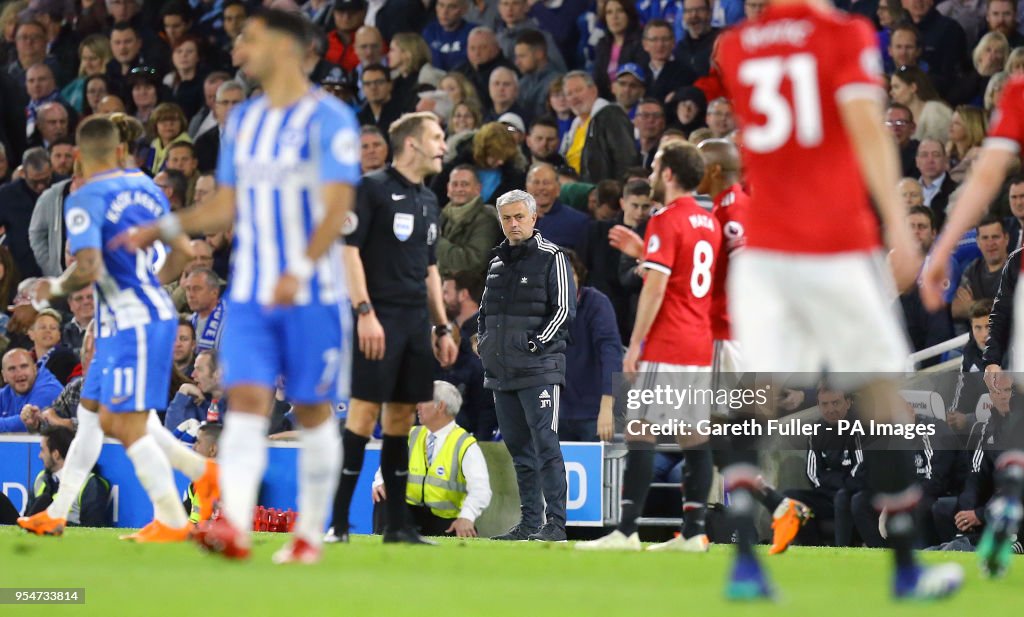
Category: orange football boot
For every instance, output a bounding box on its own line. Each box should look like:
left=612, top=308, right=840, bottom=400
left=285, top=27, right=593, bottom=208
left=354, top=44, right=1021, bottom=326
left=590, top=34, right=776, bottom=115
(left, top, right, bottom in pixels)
left=17, top=511, right=66, bottom=536
left=193, top=459, right=220, bottom=522
left=769, top=498, right=812, bottom=555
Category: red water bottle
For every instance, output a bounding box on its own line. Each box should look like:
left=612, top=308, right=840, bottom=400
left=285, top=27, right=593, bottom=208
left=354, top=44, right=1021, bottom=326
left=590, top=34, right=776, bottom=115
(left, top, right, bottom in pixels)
left=207, top=398, right=220, bottom=423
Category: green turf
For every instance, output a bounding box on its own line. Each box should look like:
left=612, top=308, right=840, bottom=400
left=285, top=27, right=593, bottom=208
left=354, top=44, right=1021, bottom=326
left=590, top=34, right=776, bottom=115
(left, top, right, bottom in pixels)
left=1, top=527, right=1020, bottom=616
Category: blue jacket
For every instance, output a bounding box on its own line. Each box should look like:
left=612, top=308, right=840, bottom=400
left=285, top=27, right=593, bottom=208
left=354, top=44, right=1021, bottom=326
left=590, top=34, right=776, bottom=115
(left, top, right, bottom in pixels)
left=164, top=392, right=215, bottom=443
left=535, top=201, right=590, bottom=252
left=0, top=367, right=64, bottom=432
left=563, top=287, right=622, bottom=420
left=422, top=19, right=476, bottom=72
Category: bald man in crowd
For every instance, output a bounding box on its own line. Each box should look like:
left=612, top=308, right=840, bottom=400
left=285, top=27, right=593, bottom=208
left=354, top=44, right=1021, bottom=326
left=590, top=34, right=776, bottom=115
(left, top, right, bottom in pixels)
left=0, top=349, right=64, bottom=433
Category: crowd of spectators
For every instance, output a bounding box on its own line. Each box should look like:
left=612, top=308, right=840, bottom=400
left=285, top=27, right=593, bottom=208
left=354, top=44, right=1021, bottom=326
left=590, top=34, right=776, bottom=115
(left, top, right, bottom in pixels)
left=1, top=0, right=1023, bottom=547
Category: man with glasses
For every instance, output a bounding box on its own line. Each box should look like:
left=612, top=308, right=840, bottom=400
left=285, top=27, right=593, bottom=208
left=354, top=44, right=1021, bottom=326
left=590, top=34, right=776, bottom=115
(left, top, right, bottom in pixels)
left=641, top=19, right=695, bottom=101
left=886, top=103, right=921, bottom=176
left=357, top=64, right=404, bottom=133
left=635, top=99, right=666, bottom=169
left=0, top=147, right=51, bottom=278
left=674, top=0, right=720, bottom=78
left=196, top=80, right=246, bottom=174
left=6, top=20, right=52, bottom=88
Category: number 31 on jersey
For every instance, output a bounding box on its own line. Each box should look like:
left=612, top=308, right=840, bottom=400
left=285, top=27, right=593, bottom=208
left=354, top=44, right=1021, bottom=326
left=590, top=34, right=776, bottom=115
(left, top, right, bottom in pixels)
left=738, top=53, right=823, bottom=153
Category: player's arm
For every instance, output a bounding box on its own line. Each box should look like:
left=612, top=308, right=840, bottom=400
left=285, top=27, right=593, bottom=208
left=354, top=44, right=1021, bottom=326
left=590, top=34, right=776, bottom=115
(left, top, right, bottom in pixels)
left=624, top=269, right=669, bottom=373
left=838, top=95, right=920, bottom=292
left=36, top=248, right=102, bottom=304
left=155, top=233, right=195, bottom=286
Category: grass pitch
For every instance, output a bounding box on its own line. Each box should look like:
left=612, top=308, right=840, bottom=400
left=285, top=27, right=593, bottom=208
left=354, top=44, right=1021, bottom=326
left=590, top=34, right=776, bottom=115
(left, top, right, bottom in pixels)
left=1, top=527, right=1020, bottom=616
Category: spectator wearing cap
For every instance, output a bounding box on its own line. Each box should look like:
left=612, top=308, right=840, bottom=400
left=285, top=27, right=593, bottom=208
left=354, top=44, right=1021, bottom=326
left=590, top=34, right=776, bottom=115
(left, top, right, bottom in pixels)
left=325, top=0, right=366, bottom=73
left=195, top=79, right=244, bottom=174
left=485, top=66, right=528, bottom=123
left=21, top=0, right=78, bottom=86
left=635, top=98, right=666, bottom=169
left=641, top=18, right=696, bottom=102
left=514, top=30, right=559, bottom=121
left=454, top=27, right=515, bottom=110
left=423, top=0, right=477, bottom=72
left=612, top=63, right=647, bottom=119
left=674, top=0, right=720, bottom=79
left=529, top=162, right=589, bottom=251
left=495, top=0, right=566, bottom=73
left=431, top=121, right=528, bottom=205
left=594, top=0, right=645, bottom=99
left=357, top=64, right=404, bottom=133
left=498, top=112, right=526, bottom=145
left=437, top=165, right=502, bottom=278
left=321, top=72, right=358, bottom=106
left=560, top=71, right=640, bottom=184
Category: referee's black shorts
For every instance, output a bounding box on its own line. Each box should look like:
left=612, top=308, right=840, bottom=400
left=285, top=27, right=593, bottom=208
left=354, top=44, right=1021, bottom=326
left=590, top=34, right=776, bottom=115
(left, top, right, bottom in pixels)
left=351, top=303, right=434, bottom=404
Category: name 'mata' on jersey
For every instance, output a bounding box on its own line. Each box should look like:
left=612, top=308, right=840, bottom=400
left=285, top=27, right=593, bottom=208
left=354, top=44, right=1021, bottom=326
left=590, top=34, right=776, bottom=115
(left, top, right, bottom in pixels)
left=215, top=88, right=361, bottom=404
left=65, top=169, right=177, bottom=412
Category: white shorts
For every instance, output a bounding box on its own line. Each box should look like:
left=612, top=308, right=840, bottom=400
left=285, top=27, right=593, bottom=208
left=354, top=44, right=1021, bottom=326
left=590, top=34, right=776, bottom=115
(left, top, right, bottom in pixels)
left=728, top=249, right=911, bottom=377
left=627, top=361, right=711, bottom=425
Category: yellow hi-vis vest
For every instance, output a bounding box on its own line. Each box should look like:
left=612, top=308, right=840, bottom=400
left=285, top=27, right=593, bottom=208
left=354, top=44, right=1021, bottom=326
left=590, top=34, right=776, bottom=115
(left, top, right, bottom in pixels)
left=406, top=424, right=476, bottom=519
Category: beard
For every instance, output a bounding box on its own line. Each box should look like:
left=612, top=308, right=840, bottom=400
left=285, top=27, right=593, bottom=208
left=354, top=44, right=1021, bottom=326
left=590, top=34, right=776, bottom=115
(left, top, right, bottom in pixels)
left=650, top=176, right=666, bottom=203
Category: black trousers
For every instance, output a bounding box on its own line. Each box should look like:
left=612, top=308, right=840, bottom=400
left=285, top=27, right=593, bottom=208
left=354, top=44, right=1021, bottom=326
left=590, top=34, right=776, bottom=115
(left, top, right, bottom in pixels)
left=493, top=384, right=567, bottom=528
left=784, top=488, right=837, bottom=546
left=373, top=501, right=453, bottom=537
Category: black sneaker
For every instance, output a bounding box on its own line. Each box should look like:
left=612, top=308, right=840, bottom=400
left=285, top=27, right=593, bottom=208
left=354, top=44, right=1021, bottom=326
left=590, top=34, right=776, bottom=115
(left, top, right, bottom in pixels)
left=528, top=524, right=567, bottom=542
left=491, top=523, right=540, bottom=541
left=382, top=526, right=437, bottom=545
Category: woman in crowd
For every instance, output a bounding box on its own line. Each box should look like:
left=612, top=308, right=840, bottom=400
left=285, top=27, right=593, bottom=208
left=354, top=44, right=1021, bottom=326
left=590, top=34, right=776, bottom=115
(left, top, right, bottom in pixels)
left=128, top=68, right=167, bottom=124
left=592, top=0, right=643, bottom=98
left=668, top=86, right=708, bottom=137
left=547, top=76, right=575, bottom=140
left=82, top=75, right=109, bottom=116
left=389, top=33, right=446, bottom=108
left=949, top=32, right=1009, bottom=107
left=0, top=1, right=26, bottom=66
left=27, top=309, right=80, bottom=386
left=889, top=66, right=952, bottom=143
left=445, top=101, right=483, bottom=163
left=984, top=71, right=1009, bottom=123
left=946, top=105, right=987, bottom=182
left=439, top=72, right=482, bottom=111
left=144, top=103, right=191, bottom=174
left=164, top=35, right=208, bottom=120
left=432, top=122, right=528, bottom=204
left=62, top=34, right=112, bottom=113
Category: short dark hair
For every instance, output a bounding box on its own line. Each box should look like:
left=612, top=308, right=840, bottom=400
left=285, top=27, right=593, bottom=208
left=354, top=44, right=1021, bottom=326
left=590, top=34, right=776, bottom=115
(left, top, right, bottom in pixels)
left=252, top=8, right=313, bottom=47
left=177, top=316, right=196, bottom=338
left=111, top=21, right=139, bottom=37
left=887, top=102, right=913, bottom=118
left=450, top=163, right=481, bottom=183
left=556, top=165, right=579, bottom=180
left=49, top=136, right=74, bottom=150
left=515, top=29, right=547, bottom=52
left=621, top=166, right=650, bottom=183
left=977, top=214, right=1008, bottom=234
left=162, top=169, right=188, bottom=203
left=362, top=63, right=390, bottom=81
left=889, top=21, right=921, bottom=46
left=14, top=19, right=45, bottom=38
left=160, top=0, right=193, bottom=21
left=224, top=0, right=249, bottom=13
left=657, top=142, right=704, bottom=191
left=449, top=271, right=485, bottom=304
left=596, top=179, right=622, bottom=208
left=643, top=18, right=674, bottom=38
left=970, top=298, right=994, bottom=320
left=529, top=115, right=559, bottom=132
left=22, top=146, right=51, bottom=170
left=41, top=426, right=75, bottom=460
left=389, top=112, right=439, bottom=157
left=198, top=422, right=223, bottom=441
left=1008, top=174, right=1024, bottom=188
left=624, top=179, right=651, bottom=197
left=908, top=205, right=936, bottom=230
left=167, top=141, right=196, bottom=158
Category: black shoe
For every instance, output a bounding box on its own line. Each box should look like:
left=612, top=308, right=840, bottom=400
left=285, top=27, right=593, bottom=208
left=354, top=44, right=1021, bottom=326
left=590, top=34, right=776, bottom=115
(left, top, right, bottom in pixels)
left=491, top=522, right=540, bottom=541
left=382, top=526, right=437, bottom=545
left=528, top=524, right=567, bottom=542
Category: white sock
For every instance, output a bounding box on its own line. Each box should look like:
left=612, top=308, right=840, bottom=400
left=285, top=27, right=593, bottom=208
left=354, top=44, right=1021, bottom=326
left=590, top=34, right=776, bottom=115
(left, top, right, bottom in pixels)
left=147, top=411, right=207, bottom=480
left=126, top=435, right=189, bottom=528
left=47, top=407, right=104, bottom=519
left=218, top=412, right=269, bottom=537
left=295, top=416, right=342, bottom=545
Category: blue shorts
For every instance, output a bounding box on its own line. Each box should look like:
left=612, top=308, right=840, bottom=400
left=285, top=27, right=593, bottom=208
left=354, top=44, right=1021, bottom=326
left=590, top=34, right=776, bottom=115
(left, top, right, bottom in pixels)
left=82, top=319, right=176, bottom=413
left=220, top=301, right=350, bottom=405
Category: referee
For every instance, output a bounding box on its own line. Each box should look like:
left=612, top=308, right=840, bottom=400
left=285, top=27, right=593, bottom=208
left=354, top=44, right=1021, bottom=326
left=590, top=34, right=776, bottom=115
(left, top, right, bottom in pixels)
left=480, top=189, right=576, bottom=542
left=331, top=112, right=459, bottom=545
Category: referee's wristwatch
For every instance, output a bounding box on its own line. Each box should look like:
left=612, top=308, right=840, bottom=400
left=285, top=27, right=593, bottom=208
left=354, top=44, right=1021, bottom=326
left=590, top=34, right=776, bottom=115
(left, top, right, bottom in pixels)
left=433, top=324, right=452, bottom=338
left=355, top=301, right=373, bottom=316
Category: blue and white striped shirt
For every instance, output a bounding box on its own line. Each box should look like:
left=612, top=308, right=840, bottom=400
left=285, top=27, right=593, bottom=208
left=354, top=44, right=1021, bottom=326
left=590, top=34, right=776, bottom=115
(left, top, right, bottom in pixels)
left=64, top=169, right=177, bottom=335
left=217, top=88, right=362, bottom=306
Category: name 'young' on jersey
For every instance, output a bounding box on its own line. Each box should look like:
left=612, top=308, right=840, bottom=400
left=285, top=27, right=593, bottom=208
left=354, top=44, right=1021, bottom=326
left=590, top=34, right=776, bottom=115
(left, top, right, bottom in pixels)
left=715, top=3, right=885, bottom=254
left=216, top=88, right=362, bottom=306
left=64, top=169, right=177, bottom=333
left=640, top=196, right=722, bottom=366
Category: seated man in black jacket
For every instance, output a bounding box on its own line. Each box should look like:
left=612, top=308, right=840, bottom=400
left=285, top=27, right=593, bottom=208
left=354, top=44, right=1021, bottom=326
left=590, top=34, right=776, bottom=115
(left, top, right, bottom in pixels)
left=947, top=299, right=993, bottom=441
left=784, top=387, right=865, bottom=546
left=25, top=426, right=111, bottom=527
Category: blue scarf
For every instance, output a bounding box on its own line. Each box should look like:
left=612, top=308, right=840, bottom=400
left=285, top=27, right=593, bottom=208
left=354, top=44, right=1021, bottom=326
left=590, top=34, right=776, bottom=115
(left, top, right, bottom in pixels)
left=192, top=300, right=225, bottom=352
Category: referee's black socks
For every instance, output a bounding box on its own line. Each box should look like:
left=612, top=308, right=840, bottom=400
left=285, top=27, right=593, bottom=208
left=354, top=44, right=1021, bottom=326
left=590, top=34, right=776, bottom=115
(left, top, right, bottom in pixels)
left=381, top=434, right=411, bottom=530
left=332, top=429, right=370, bottom=533
left=866, top=449, right=920, bottom=571
left=617, top=442, right=656, bottom=537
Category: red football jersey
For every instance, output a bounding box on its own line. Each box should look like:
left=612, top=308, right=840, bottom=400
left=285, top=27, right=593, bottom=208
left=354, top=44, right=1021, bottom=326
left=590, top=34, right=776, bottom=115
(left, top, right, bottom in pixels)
left=710, top=183, right=749, bottom=341
left=715, top=3, right=885, bottom=253
left=640, top=196, right=722, bottom=366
